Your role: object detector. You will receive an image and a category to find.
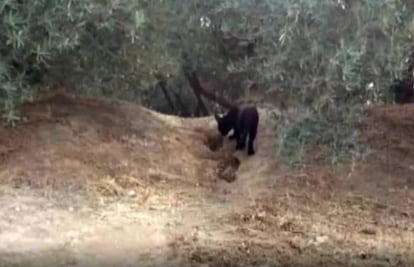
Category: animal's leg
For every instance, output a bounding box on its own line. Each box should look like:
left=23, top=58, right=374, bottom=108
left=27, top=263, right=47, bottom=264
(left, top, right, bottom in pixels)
left=236, top=130, right=247, bottom=150
left=247, top=124, right=258, bottom=155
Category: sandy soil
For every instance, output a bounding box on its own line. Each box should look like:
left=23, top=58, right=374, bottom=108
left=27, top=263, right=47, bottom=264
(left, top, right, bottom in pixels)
left=0, top=90, right=412, bottom=267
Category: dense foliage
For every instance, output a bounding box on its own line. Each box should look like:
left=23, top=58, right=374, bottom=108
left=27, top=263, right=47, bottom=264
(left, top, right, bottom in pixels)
left=1, top=0, right=414, bottom=165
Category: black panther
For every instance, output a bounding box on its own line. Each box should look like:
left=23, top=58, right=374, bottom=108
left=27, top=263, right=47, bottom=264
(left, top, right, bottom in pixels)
left=390, top=78, right=414, bottom=104
left=214, top=106, right=259, bottom=155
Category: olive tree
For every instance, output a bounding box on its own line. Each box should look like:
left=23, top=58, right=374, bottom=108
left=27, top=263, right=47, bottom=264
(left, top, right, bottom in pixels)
left=0, top=0, right=180, bottom=122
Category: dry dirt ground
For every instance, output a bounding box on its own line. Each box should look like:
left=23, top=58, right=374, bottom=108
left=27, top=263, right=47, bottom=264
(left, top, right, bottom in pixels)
left=0, top=90, right=413, bottom=267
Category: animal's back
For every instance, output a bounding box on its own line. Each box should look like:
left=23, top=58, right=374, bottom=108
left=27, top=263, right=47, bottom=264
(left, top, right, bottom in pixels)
left=239, top=106, right=259, bottom=130
left=392, top=79, right=414, bottom=104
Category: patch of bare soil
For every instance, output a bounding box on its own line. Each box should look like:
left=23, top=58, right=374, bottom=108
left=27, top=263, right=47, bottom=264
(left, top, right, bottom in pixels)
left=0, top=90, right=413, bottom=267
left=356, top=104, right=414, bottom=187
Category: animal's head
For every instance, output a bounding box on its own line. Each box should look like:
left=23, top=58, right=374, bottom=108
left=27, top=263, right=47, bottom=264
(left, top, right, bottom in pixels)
left=214, top=113, right=232, bottom=136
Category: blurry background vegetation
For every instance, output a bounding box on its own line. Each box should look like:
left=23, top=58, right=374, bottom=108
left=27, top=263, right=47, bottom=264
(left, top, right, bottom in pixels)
left=1, top=0, right=413, bottom=166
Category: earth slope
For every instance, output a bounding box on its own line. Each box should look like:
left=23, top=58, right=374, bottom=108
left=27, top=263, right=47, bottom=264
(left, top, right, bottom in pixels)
left=0, top=90, right=412, bottom=267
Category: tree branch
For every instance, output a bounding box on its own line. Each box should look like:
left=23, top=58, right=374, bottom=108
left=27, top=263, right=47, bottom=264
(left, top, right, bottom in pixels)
left=185, top=71, right=235, bottom=110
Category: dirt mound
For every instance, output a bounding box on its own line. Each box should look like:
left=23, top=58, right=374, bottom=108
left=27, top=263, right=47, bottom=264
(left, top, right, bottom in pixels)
left=1, top=90, right=413, bottom=205
left=360, top=104, right=414, bottom=172
left=0, top=89, right=279, bottom=207
left=2, top=90, right=412, bottom=199
left=0, top=91, right=216, bottom=198
left=344, top=104, right=414, bottom=203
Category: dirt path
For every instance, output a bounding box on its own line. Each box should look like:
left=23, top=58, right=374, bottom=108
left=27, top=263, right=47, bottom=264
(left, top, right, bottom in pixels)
left=0, top=182, right=257, bottom=267
left=1, top=184, right=413, bottom=267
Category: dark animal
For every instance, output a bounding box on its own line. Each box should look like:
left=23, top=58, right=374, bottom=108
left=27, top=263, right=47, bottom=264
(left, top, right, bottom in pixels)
left=390, top=78, right=414, bottom=104
left=214, top=106, right=259, bottom=156
left=390, top=48, right=414, bottom=104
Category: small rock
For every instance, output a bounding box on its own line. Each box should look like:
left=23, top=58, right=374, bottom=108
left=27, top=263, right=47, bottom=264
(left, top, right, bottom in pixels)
left=257, top=211, right=266, bottom=219
left=306, top=234, right=329, bottom=246
left=127, top=190, right=136, bottom=197
left=313, top=235, right=329, bottom=245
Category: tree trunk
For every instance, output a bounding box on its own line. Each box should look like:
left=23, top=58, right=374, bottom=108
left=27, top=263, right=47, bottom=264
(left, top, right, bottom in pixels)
left=171, top=90, right=191, bottom=117
left=185, top=71, right=209, bottom=116
left=185, top=71, right=235, bottom=111
left=157, top=80, right=176, bottom=113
